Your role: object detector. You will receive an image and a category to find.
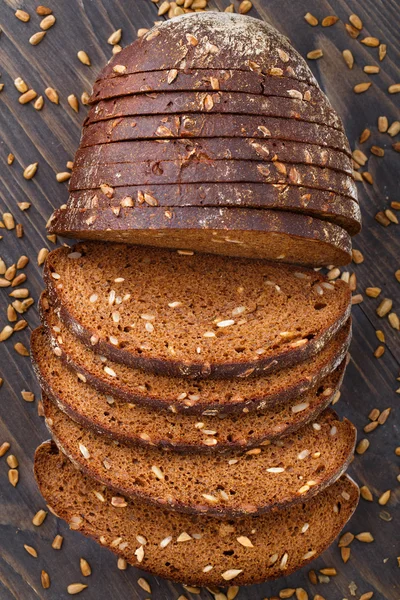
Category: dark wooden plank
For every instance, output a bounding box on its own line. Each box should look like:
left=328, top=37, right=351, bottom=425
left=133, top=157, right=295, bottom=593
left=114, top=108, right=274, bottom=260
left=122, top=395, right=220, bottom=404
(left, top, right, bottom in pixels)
left=0, top=1, right=399, bottom=599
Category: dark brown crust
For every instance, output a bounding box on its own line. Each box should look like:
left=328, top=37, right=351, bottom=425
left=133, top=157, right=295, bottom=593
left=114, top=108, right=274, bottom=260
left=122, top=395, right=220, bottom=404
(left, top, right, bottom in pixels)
left=47, top=207, right=353, bottom=267
left=32, top=323, right=347, bottom=451
left=79, top=113, right=352, bottom=156
left=44, top=399, right=357, bottom=518
left=66, top=184, right=361, bottom=235
left=69, top=160, right=358, bottom=202
left=37, top=301, right=351, bottom=414
left=85, top=91, right=343, bottom=131
left=97, top=14, right=318, bottom=86
left=73, top=138, right=353, bottom=175
left=34, top=442, right=360, bottom=587
left=89, top=69, right=329, bottom=105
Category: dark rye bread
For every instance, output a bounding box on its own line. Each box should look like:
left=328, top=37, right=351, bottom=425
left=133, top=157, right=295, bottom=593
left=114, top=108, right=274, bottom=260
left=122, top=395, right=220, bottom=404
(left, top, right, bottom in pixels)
left=32, top=326, right=347, bottom=451
left=79, top=114, right=351, bottom=156
left=47, top=208, right=352, bottom=266
left=96, top=13, right=318, bottom=86
left=85, top=92, right=343, bottom=131
left=35, top=442, right=360, bottom=587
left=44, top=399, right=356, bottom=518
left=89, top=69, right=329, bottom=105
left=74, top=138, right=353, bottom=175
left=40, top=299, right=351, bottom=416
left=67, top=185, right=361, bottom=236
left=43, top=243, right=352, bottom=380
left=69, top=161, right=358, bottom=202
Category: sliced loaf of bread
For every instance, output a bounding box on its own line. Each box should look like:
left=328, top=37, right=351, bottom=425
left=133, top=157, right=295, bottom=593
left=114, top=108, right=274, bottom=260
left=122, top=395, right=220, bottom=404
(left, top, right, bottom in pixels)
left=40, top=299, right=351, bottom=415
left=44, top=398, right=356, bottom=518
left=32, top=326, right=347, bottom=451
left=35, top=441, right=359, bottom=586
left=66, top=185, right=361, bottom=235
left=43, top=243, right=351, bottom=379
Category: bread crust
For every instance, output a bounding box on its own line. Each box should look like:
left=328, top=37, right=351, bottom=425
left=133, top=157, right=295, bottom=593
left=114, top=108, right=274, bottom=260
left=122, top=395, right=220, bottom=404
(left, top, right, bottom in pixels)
left=74, top=138, right=353, bottom=175
left=97, top=13, right=318, bottom=86
left=85, top=91, right=343, bottom=131
left=80, top=113, right=352, bottom=155
left=69, top=160, right=358, bottom=202
left=66, top=184, right=361, bottom=235
left=89, top=69, right=329, bottom=105
left=47, top=208, right=353, bottom=266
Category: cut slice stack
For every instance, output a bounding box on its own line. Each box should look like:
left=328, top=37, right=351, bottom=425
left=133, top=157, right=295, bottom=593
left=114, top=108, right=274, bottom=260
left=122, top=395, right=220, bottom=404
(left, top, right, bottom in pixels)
left=47, top=12, right=360, bottom=265
left=33, top=242, right=359, bottom=586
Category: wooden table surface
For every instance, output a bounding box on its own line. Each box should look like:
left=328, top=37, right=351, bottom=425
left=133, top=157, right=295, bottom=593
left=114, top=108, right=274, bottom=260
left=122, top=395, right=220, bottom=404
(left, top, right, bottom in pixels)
left=0, top=1, right=399, bottom=599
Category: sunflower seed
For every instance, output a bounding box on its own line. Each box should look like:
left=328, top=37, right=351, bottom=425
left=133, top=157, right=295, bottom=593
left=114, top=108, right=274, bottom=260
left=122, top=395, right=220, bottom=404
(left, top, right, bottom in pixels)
left=67, top=583, right=88, bottom=595
left=80, top=558, right=91, bottom=576
left=307, top=49, right=323, bottom=60
left=15, top=10, right=30, bottom=22
left=77, top=51, right=91, bottom=65
left=41, top=570, right=50, bottom=589
left=342, top=49, right=354, bottom=69
left=30, top=32, right=46, bottom=45
left=40, top=15, right=55, bottom=29
left=32, top=509, right=47, bottom=526
left=361, top=37, right=380, bottom=47
left=304, top=13, right=318, bottom=26
left=238, top=1, right=252, bottom=14
left=24, top=544, right=37, bottom=557
left=388, top=84, right=400, bottom=93
left=355, top=532, right=374, bottom=542
left=322, top=16, right=339, bottom=26
left=354, top=82, right=372, bottom=93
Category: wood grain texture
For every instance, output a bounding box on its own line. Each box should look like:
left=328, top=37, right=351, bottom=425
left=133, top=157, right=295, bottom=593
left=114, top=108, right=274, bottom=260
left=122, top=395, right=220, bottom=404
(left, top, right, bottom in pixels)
left=0, top=1, right=399, bottom=599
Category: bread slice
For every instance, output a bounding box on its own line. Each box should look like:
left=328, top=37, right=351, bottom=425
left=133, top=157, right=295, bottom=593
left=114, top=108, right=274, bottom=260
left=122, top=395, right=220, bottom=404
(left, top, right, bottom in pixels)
left=35, top=441, right=359, bottom=587
left=89, top=69, right=330, bottom=106
left=79, top=114, right=351, bottom=155
left=97, top=13, right=319, bottom=86
left=85, top=92, right=343, bottom=131
left=44, top=399, right=356, bottom=517
left=39, top=298, right=351, bottom=416
left=32, top=326, right=347, bottom=451
left=74, top=138, right=353, bottom=175
left=47, top=208, right=352, bottom=265
left=66, top=185, right=361, bottom=236
left=69, top=161, right=358, bottom=202
left=43, top=243, right=352, bottom=380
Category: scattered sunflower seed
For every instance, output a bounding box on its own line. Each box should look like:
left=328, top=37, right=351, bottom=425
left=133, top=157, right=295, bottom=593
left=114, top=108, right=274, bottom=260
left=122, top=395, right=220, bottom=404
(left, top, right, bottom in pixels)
left=67, top=583, right=88, bottom=595
left=307, top=49, right=323, bottom=60
left=29, top=32, right=46, bottom=45
left=77, top=51, right=91, bottom=66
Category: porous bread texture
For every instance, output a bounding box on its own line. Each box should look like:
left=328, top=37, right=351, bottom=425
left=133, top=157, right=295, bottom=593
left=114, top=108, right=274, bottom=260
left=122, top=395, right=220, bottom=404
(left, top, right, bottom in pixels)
left=73, top=138, right=353, bottom=175
left=44, top=398, right=356, bottom=518
left=89, top=69, right=330, bottom=105
left=85, top=91, right=343, bottom=130
left=40, top=299, right=351, bottom=416
left=97, top=13, right=318, bottom=86
left=43, top=243, right=351, bottom=380
left=32, top=327, right=347, bottom=451
left=69, top=160, right=358, bottom=202
left=66, top=185, right=361, bottom=236
left=35, top=442, right=359, bottom=586
left=79, top=114, right=351, bottom=155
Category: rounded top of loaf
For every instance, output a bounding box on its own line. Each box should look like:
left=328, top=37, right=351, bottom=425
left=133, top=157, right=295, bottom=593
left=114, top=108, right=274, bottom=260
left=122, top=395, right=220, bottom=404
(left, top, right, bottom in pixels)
left=97, top=12, right=318, bottom=86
